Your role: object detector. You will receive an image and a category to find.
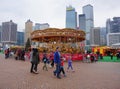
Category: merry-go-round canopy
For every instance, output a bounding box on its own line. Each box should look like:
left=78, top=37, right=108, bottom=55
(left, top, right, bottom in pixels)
left=31, top=28, right=86, bottom=43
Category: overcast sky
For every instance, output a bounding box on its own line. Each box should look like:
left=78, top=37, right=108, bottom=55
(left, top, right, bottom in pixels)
left=0, top=0, right=120, bottom=31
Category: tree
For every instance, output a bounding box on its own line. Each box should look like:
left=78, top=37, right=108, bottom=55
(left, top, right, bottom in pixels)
left=25, top=38, right=31, bottom=51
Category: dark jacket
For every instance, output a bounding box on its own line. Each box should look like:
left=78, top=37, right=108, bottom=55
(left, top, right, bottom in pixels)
left=42, top=56, right=48, bottom=63
left=32, top=52, right=40, bottom=64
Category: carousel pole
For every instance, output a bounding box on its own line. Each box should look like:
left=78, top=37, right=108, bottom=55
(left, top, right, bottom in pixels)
left=60, top=36, right=61, bottom=43
left=38, top=38, right=40, bottom=47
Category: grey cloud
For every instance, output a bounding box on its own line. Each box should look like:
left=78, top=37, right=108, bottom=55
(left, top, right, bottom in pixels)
left=0, top=0, right=120, bottom=31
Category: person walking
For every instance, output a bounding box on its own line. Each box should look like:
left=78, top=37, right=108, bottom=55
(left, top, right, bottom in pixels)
left=59, top=57, right=66, bottom=77
left=30, top=48, right=40, bottom=74
left=21, top=49, right=25, bottom=61
left=53, top=47, right=61, bottom=79
left=110, top=53, right=113, bottom=60
left=67, top=55, right=74, bottom=72
left=42, top=51, right=48, bottom=71
left=14, top=49, right=19, bottom=60
left=116, top=52, right=120, bottom=60
left=4, top=48, right=10, bottom=59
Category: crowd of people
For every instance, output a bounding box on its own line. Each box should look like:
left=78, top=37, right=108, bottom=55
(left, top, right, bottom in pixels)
left=3, top=47, right=120, bottom=79
left=83, top=51, right=98, bottom=63
left=30, top=47, right=73, bottom=78
left=3, top=47, right=74, bottom=79
left=29, top=47, right=74, bottom=79
left=4, top=48, right=25, bottom=61
left=83, top=50, right=120, bottom=63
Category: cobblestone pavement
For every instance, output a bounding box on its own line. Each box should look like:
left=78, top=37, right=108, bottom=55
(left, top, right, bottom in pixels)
left=0, top=54, right=120, bottom=89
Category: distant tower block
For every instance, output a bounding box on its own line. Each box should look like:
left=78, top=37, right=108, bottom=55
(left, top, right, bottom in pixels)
left=25, top=19, right=33, bottom=44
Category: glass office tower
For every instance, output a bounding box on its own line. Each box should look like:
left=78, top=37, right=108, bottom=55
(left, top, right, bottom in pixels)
left=79, top=14, right=86, bottom=31
left=83, top=4, right=94, bottom=47
left=66, top=5, right=77, bottom=29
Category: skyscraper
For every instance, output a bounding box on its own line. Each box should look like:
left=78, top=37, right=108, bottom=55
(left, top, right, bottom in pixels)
left=106, top=17, right=120, bottom=33
left=17, top=31, right=24, bottom=46
left=106, top=17, right=120, bottom=46
left=34, top=23, right=40, bottom=30
left=100, top=27, right=107, bottom=46
left=34, top=23, right=50, bottom=30
left=25, top=19, right=33, bottom=44
left=66, top=5, right=77, bottom=29
left=0, top=26, right=1, bottom=43
left=107, top=33, right=120, bottom=46
left=1, top=20, right=17, bottom=45
left=83, top=4, right=94, bottom=46
left=106, top=19, right=111, bottom=34
left=90, top=27, right=100, bottom=46
left=79, top=14, right=86, bottom=31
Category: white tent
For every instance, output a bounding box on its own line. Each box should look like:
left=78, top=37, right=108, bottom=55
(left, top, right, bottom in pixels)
left=112, top=43, right=120, bottom=46
left=112, top=43, right=120, bottom=48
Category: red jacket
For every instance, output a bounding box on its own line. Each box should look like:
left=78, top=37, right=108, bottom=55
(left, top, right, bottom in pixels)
left=61, top=60, right=64, bottom=66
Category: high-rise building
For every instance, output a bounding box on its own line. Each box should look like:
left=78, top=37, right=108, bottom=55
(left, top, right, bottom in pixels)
left=106, top=17, right=120, bottom=46
left=25, top=19, right=33, bottom=44
left=1, top=20, right=17, bottom=45
left=100, top=27, right=107, bottom=46
left=66, top=5, right=77, bottom=29
left=17, top=31, right=24, bottom=46
left=0, top=26, right=1, bottom=43
left=107, top=33, right=120, bottom=46
left=106, top=17, right=120, bottom=33
left=79, top=14, right=86, bottom=31
left=90, top=27, right=100, bottom=46
left=106, top=19, right=111, bottom=33
left=34, top=23, right=40, bottom=30
left=83, top=4, right=94, bottom=46
left=34, top=23, right=50, bottom=30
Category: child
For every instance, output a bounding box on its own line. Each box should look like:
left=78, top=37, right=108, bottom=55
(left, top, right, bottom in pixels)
left=86, top=54, right=91, bottom=63
left=67, top=55, right=74, bottom=72
left=60, top=57, right=66, bottom=77
left=42, top=53, right=48, bottom=71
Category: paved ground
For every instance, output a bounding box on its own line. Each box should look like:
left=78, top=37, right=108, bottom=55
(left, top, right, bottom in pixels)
left=0, top=54, right=120, bottom=89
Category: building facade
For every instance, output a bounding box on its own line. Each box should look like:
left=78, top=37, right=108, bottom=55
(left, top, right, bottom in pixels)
left=106, top=17, right=120, bottom=33
left=34, top=23, right=50, bottom=30
left=0, top=26, right=1, bottom=43
left=66, top=5, right=77, bottom=29
left=100, top=27, right=107, bottom=46
left=25, top=19, right=33, bottom=44
left=106, top=17, right=120, bottom=46
left=83, top=4, right=94, bottom=46
left=79, top=14, right=86, bottom=31
left=106, top=19, right=111, bottom=33
left=17, top=31, right=24, bottom=46
left=107, top=33, right=120, bottom=46
left=90, top=27, right=100, bottom=46
left=1, top=20, right=17, bottom=45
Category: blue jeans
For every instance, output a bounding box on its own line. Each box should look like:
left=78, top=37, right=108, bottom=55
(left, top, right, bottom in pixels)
left=67, top=64, right=73, bottom=70
left=54, top=63, right=61, bottom=77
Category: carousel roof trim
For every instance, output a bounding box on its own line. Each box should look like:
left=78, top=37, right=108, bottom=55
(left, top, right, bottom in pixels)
left=31, top=28, right=85, bottom=35
left=31, top=28, right=86, bottom=42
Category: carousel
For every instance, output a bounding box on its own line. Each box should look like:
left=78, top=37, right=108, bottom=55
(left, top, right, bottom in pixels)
left=31, top=28, right=86, bottom=53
